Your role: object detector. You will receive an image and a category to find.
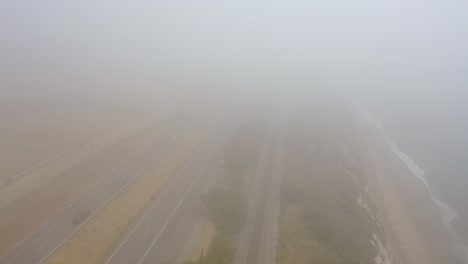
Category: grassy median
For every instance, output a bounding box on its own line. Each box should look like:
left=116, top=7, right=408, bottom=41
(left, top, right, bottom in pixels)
left=47, top=129, right=205, bottom=264
left=184, top=118, right=266, bottom=264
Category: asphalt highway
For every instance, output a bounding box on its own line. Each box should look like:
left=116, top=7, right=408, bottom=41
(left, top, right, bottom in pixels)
left=0, top=119, right=192, bottom=264
left=104, top=127, right=229, bottom=264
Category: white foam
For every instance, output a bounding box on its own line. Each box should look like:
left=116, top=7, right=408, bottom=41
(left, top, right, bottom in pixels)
left=383, top=135, right=459, bottom=225
left=352, top=101, right=468, bottom=263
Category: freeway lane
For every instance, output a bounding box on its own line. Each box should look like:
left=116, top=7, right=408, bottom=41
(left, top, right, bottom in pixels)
left=248, top=128, right=283, bottom=264
left=234, top=107, right=284, bottom=264
left=234, top=123, right=274, bottom=264
left=104, top=123, right=231, bottom=264
left=0, top=119, right=194, bottom=264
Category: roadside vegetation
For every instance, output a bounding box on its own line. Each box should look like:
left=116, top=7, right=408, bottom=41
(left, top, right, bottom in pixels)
left=47, top=129, right=205, bottom=264
left=184, top=118, right=266, bottom=264
left=277, top=98, right=382, bottom=264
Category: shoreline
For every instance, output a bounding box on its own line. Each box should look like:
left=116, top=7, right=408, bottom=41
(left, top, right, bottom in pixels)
left=365, top=129, right=462, bottom=264
left=354, top=102, right=466, bottom=264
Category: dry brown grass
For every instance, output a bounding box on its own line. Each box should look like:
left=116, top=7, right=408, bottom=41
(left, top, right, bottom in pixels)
left=0, top=123, right=166, bottom=256
left=47, top=129, right=205, bottom=264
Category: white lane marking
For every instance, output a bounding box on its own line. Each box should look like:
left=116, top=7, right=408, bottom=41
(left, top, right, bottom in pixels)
left=35, top=242, right=48, bottom=252
left=137, top=146, right=219, bottom=264
left=2, top=121, right=175, bottom=264
left=37, top=141, right=170, bottom=264
left=1, top=147, right=149, bottom=264
left=144, top=228, right=150, bottom=236
left=12, top=145, right=80, bottom=180
left=103, top=143, right=205, bottom=264
left=10, top=121, right=135, bottom=181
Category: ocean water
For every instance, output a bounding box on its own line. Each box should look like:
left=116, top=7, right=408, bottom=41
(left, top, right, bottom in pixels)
left=352, top=102, right=468, bottom=263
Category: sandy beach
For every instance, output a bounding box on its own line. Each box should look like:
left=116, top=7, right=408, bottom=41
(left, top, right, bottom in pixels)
left=365, top=131, right=462, bottom=264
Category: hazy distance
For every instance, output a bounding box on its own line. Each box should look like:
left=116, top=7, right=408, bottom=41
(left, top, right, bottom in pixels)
left=1, top=0, right=468, bottom=263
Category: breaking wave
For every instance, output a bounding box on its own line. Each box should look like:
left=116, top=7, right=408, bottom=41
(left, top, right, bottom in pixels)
left=352, top=101, right=468, bottom=263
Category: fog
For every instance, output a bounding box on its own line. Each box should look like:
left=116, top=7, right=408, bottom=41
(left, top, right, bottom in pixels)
left=2, top=0, right=467, bottom=175
left=2, top=0, right=468, bottom=96
left=2, top=0, right=468, bottom=206
left=1, top=0, right=468, bottom=263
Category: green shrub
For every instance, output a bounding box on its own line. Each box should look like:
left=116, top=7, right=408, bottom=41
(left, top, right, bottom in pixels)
left=201, top=187, right=247, bottom=235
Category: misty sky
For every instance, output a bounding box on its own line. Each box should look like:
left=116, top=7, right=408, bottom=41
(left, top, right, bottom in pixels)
left=1, top=0, right=468, bottom=223
left=1, top=0, right=468, bottom=117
